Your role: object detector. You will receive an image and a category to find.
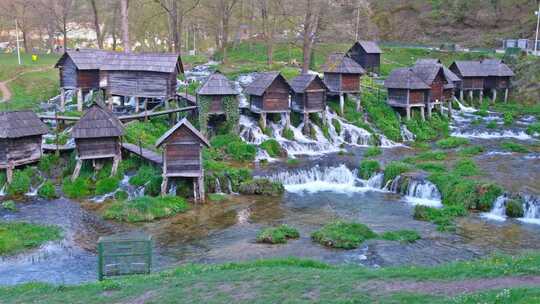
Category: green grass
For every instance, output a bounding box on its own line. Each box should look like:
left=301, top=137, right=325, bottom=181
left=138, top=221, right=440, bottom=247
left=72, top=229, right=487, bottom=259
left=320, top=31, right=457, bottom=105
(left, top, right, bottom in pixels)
left=414, top=205, right=468, bottom=232
left=103, top=195, right=189, bottom=222
left=435, top=137, right=469, bottom=149
left=361, top=91, right=402, bottom=142
left=505, top=199, right=524, bottom=218
left=62, top=177, right=92, bottom=199
left=129, top=165, right=158, bottom=187
left=526, top=122, right=540, bottom=136
left=383, top=161, right=412, bottom=184
left=457, top=145, right=485, bottom=156
left=1, top=200, right=17, bottom=212
left=0, top=222, right=62, bottom=256
left=453, top=159, right=481, bottom=177
left=37, top=180, right=58, bottom=200
left=311, top=221, right=377, bottom=249
left=405, top=113, right=450, bottom=141
left=416, top=162, right=446, bottom=173
left=364, top=146, right=382, bottom=158
left=94, top=176, right=120, bottom=195
left=380, top=230, right=421, bottom=243
left=256, top=225, right=300, bottom=244
left=359, top=159, right=381, bottom=179
left=260, top=139, right=281, bottom=158
left=208, top=193, right=228, bottom=202
left=6, top=169, right=32, bottom=199
left=500, top=141, right=530, bottom=153
left=124, top=118, right=169, bottom=152
left=486, top=121, right=498, bottom=129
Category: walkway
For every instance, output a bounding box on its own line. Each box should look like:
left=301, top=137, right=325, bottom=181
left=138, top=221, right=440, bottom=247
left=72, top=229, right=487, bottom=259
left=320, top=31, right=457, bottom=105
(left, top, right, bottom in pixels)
left=121, top=142, right=163, bottom=165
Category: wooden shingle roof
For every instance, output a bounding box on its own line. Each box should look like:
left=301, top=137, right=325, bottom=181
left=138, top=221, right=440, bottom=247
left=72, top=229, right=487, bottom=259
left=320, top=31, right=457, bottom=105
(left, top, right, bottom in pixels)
left=155, top=118, right=210, bottom=148
left=415, top=59, right=460, bottom=83
left=451, top=61, right=487, bottom=77
left=197, top=72, right=238, bottom=95
left=415, top=58, right=441, bottom=65
left=322, top=53, right=366, bottom=74
left=71, top=105, right=124, bottom=139
left=244, top=71, right=291, bottom=96
left=384, top=68, right=430, bottom=90
left=0, top=111, right=48, bottom=139
left=54, top=49, right=110, bottom=70
left=289, top=74, right=328, bottom=93
left=480, top=59, right=514, bottom=77
left=354, top=40, right=382, bottom=54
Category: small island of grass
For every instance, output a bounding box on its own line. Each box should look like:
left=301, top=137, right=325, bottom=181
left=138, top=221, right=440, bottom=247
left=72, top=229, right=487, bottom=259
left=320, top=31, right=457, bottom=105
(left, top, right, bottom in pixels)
left=0, top=222, right=62, bottom=256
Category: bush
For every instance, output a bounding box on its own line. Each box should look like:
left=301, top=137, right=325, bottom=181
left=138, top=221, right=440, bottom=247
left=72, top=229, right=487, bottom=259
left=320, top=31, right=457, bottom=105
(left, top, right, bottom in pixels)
left=364, top=146, right=382, bottom=158
left=380, top=230, right=421, bottom=243
left=1, top=200, right=17, bottom=212
left=37, top=180, right=58, bottom=200
left=503, top=112, right=514, bottom=125
left=38, top=154, right=60, bottom=172
left=103, top=195, right=189, bottom=222
left=7, top=170, right=31, bottom=198
left=457, top=145, right=485, bottom=156
left=453, top=159, right=481, bottom=176
left=260, top=139, right=282, bottom=158
left=144, top=175, right=163, bottom=197
left=526, top=122, right=540, bottom=136
left=500, top=141, right=529, bottom=153
left=256, top=225, right=300, bottom=244
left=239, top=178, right=284, bottom=196
left=95, top=177, right=120, bottom=195
left=129, top=166, right=157, bottom=187
left=436, top=137, right=469, bottom=149
left=486, top=121, right=497, bottom=129
left=359, top=160, right=381, bottom=179
left=62, top=177, right=92, bottom=199
left=476, top=184, right=503, bottom=211
left=383, top=161, right=412, bottom=184
left=282, top=127, right=294, bottom=140
left=114, top=191, right=128, bottom=201
left=226, top=141, right=257, bottom=162
left=505, top=199, right=524, bottom=218
left=311, top=221, right=377, bottom=249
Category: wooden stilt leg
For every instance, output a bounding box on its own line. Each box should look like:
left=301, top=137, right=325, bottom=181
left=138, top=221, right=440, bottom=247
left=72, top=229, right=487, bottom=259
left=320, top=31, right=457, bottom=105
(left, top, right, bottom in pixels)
left=108, top=95, right=113, bottom=110
left=504, top=88, right=508, bottom=103
left=460, top=89, right=464, bottom=102
left=161, top=176, right=168, bottom=196
left=339, top=94, right=344, bottom=116
left=303, top=112, right=309, bottom=135
left=71, top=159, right=83, bottom=181
left=60, top=88, right=66, bottom=112
left=479, top=90, right=484, bottom=104
left=135, top=97, right=140, bottom=113
left=427, top=103, right=432, bottom=119
left=192, top=178, right=198, bottom=202
left=285, top=112, right=291, bottom=129
left=321, top=109, right=327, bottom=125
left=77, top=88, right=83, bottom=112
left=144, top=99, right=148, bottom=121
left=406, top=107, right=411, bottom=120
left=198, top=176, right=205, bottom=203
left=447, top=101, right=452, bottom=118
left=6, top=164, right=14, bottom=184
left=111, top=154, right=121, bottom=176
left=469, top=90, right=473, bottom=103
left=355, top=94, right=361, bottom=112
left=420, top=106, right=425, bottom=121
left=260, top=113, right=267, bottom=130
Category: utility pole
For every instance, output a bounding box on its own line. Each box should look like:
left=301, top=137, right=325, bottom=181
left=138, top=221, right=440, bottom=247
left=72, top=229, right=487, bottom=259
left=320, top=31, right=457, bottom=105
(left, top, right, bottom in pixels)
left=15, top=19, right=21, bottom=65
left=355, top=4, right=361, bottom=41
left=535, top=2, right=540, bottom=55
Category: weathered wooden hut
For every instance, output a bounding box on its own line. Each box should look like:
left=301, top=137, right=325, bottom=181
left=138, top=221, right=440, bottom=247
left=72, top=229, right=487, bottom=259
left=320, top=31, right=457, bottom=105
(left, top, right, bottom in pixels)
left=415, top=58, right=462, bottom=93
left=480, top=59, right=514, bottom=102
left=346, top=41, right=382, bottom=74
left=410, top=63, right=455, bottom=117
left=196, top=72, right=239, bottom=134
left=71, top=104, right=124, bottom=179
left=99, top=52, right=184, bottom=110
left=290, top=74, right=329, bottom=133
left=0, top=111, right=48, bottom=183
left=384, top=68, right=431, bottom=120
left=449, top=61, right=486, bottom=102
left=322, top=52, right=366, bottom=115
left=155, top=118, right=210, bottom=202
left=54, top=49, right=109, bottom=111
left=244, top=71, right=292, bottom=130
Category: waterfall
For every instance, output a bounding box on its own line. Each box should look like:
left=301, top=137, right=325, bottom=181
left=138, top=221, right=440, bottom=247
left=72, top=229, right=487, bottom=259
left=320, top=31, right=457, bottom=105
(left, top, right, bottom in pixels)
left=26, top=181, right=45, bottom=197
left=451, top=130, right=532, bottom=140
left=168, top=184, right=177, bottom=195
left=384, top=175, right=402, bottom=193
left=227, top=178, right=237, bottom=195
left=265, top=164, right=366, bottom=193
left=365, top=173, right=384, bottom=189
left=400, top=125, right=415, bottom=142
left=453, top=97, right=476, bottom=113
left=481, top=195, right=507, bottom=221
left=403, top=179, right=442, bottom=207
left=518, top=195, right=540, bottom=225
left=0, top=184, right=5, bottom=196
left=214, top=178, right=223, bottom=194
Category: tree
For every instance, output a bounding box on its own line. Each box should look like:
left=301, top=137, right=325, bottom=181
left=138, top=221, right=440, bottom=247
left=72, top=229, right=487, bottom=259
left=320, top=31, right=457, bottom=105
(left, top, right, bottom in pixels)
left=258, top=0, right=284, bottom=66
left=203, top=0, right=239, bottom=62
left=154, top=0, right=200, bottom=52
left=300, top=0, right=325, bottom=73
left=121, top=0, right=130, bottom=52
left=88, top=0, right=103, bottom=49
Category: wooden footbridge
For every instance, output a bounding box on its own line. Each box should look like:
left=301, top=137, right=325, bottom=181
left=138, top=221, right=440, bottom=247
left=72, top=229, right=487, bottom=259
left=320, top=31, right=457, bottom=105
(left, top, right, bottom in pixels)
left=121, top=143, right=163, bottom=165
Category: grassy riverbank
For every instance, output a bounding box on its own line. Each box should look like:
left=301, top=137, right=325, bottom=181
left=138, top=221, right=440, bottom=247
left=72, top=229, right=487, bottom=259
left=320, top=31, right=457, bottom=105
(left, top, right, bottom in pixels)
left=0, top=222, right=62, bottom=256
left=2, top=252, right=540, bottom=303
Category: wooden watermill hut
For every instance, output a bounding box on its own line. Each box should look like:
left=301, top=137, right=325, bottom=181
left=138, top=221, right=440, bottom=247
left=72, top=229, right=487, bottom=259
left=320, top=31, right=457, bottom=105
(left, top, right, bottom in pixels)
left=196, top=72, right=239, bottom=134
left=0, top=111, right=48, bottom=183
left=384, top=68, right=431, bottom=120
left=346, top=40, right=382, bottom=74
left=480, top=59, right=514, bottom=103
left=289, top=74, right=329, bottom=133
left=244, top=71, right=292, bottom=130
left=449, top=61, right=486, bottom=102
left=410, top=63, right=455, bottom=117
left=156, top=118, right=210, bottom=202
left=100, top=52, right=184, bottom=111
left=71, top=104, right=124, bottom=180
left=322, top=52, right=366, bottom=115
left=54, top=49, right=109, bottom=111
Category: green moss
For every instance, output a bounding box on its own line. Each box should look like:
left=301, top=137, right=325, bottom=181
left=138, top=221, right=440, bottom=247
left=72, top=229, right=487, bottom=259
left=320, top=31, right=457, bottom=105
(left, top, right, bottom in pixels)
left=500, top=141, right=530, bottom=153
left=94, top=177, right=120, bottom=196
left=364, top=146, right=382, bottom=158
left=413, top=205, right=467, bottom=232
left=103, top=195, right=189, bottom=222
left=503, top=112, right=514, bottom=125
left=62, top=177, right=92, bottom=199
left=476, top=184, right=503, bottom=211
left=1, top=200, right=17, bottom=212
left=282, top=127, right=295, bottom=140
left=208, top=193, right=227, bottom=202
left=416, top=162, right=446, bottom=173
left=415, top=150, right=447, bottom=161
left=383, top=161, right=412, bottom=184
left=0, top=222, right=62, bottom=256
left=457, top=145, right=485, bottom=156
left=239, top=178, right=284, bottom=196
left=6, top=170, right=31, bottom=198
left=286, top=158, right=300, bottom=166
left=505, top=199, right=524, bottom=218
left=380, top=230, right=420, bottom=243
left=331, top=118, right=342, bottom=134
left=256, top=225, right=300, bottom=244
left=435, top=137, right=469, bottom=149
left=311, top=221, right=377, bottom=249
left=37, top=180, right=58, bottom=200
left=260, top=139, right=281, bottom=158
left=453, top=159, right=481, bottom=176
left=359, top=160, right=381, bottom=179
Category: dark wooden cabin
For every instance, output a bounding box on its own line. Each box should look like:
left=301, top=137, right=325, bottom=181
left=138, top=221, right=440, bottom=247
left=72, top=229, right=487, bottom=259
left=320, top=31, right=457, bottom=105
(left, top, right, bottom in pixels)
left=156, top=118, right=210, bottom=202
left=0, top=111, right=48, bottom=183
left=449, top=61, right=486, bottom=101
left=346, top=40, right=382, bottom=74
left=197, top=72, right=238, bottom=115
left=410, top=64, right=454, bottom=103
left=244, top=71, right=292, bottom=129
left=480, top=59, right=514, bottom=102
left=384, top=68, right=431, bottom=120
left=100, top=52, right=184, bottom=107
left=71, top=104, right=124, bottom=179
left=290, top=74, right=328, bottom=113
left=322, top=53, right=365, bottom=95
left=416, top=58, right=461, bottom=96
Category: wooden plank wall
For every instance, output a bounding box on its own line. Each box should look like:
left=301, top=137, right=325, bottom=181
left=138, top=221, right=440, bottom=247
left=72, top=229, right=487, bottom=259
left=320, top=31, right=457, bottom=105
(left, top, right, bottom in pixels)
left=60, top=57, right=78, bottom=88
left=7, top=136, right=42, bottom=164
left=324, top=73, right=340, bottom=93
left=341, top=74, right=360, bottom=92
left=107, top=71, right=175, bottom=98
left=165, top=127, right=201, bottom=175
left=76, top=137, right=118, bottom=159
left=262, top=79, right=289, bottom=112
left=77, top=70, right=100, bottom=89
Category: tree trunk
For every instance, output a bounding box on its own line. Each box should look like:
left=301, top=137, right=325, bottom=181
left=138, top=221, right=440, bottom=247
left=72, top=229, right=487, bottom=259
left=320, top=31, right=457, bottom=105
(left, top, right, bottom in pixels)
left=120, top=0, right=130, bottom=52
left=89, top=0, right=103, bottom=49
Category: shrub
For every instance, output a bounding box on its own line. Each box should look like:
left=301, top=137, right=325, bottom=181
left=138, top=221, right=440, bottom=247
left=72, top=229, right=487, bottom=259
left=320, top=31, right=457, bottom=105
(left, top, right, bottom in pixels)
left=114, top=191, right=128, bottom=201
left=1, top=200, right=17, bottom=212
left=476, top=184, right=503, bottom=211
left=7, top=170, right=31, bottom=198
left=129, top=166, right=157, bottom=187
left=503, top=112, right=514, bottom=125
left=37, top=180, right=58, bottom=200
left=380, top=230, right=421, bottom=243
left=260, top=139, right=281, bottom=158
left=332, top=118, right=342, bottom=134
left=453, top=159, right=481, bottom=176
left=282, top=128, right=294, bottom=140
left=436, top=137, right=469, bottom=149
left=364, top=146, right=382, bottom=158
left=239, top=178, right=284, bottom=196
left=311, top=221, right=377, bottom=249
left=62, top=177, right=92, bottom=199
left=210, top=134, right=243, bottom=149
left=486, top=121, right=497, bottom=129
left=144, top=175, right=163, bottom=197
left=95, top=177, right=120, bottom=195
left=505, top=199, right=524, bottom=218
left=38, top=154, right=60, bottom=172
left=226, top=141, right=257, bottom=162
left=103, top=195, right=189, bottom=222
left=208, top=193, right=227, bottom=202
left=416, top=162, right=446, bottom=173
left=359, top=160, right=380, bottom=179
left=500, top=141, right=529, bottom=153
left=526, top=122, right=540, bottom=135
left=383, top=161, right=411, bottom=184
left=457, top=145, right=485, bottom=156
left=256, top=225, right=300, bottom=244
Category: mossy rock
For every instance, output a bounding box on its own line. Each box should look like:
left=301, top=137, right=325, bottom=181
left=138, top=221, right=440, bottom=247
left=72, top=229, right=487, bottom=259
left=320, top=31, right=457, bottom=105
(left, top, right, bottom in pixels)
left=256, top=225, right=300, bottom=244
left=505, top=199, right=524, bottom=218
left=239, top=178, right=284, bottom=196
left=311, top=221, right=377, bottom=249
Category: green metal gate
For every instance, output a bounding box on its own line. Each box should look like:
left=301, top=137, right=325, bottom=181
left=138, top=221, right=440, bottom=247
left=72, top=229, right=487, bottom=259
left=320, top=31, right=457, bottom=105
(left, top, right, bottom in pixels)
left=97, top=233, right=152, bottom=280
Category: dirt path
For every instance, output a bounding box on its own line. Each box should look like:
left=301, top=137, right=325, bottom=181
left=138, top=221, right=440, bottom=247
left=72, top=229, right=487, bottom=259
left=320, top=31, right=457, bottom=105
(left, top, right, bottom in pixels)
left=362, top=276, right=540, bottom=297
left=0, top=67, right=52, bottom=103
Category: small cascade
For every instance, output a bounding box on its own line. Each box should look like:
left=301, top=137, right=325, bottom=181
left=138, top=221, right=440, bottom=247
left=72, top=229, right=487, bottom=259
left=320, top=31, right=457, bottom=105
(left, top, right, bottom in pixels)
left=214, top=178, right=223, bottom=194
left=365, top=173, right=384, bottom=189
left=453, top=97, right=476, bottom=113
left=0, top=184, right=5, bottom=196
left=265, top=164, right=365, bottom=193
left=168, top=184, right=177, bottom=195
left=26, top=181, right=45, bottom=197
left=384, top=175, right=402, bottom=193
left=519, top=195, right=540, bottom=225
left=404, top=179, right=442, bottom=207
left=400, top=125, right=415, bottom=142
left=481, top=195, right=508, bottom=221
left=226, top=178, right=237, bottom=195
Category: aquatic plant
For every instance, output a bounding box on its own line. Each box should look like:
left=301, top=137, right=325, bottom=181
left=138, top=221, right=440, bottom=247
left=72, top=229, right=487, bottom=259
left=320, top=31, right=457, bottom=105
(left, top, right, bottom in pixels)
left=383, top=161, right=412, bottom=184
left=363, top=146, right=382, bottom=158
left=505, top=199, right=524, bottom=218
left=312, top=221, right=377, bottom=249
left=0, top=222, right=62, bottom=256
left=37, top=180, right=58, bottom=200
left=380, top=230, right=420, bottom=243
left=503, top=112, right=514, bottom=125
left=256, top=225, right=300, bottom=244
left=413, top=205, right=467, bottom=232
left=457, top=145, right=485, bottom=156
left=435, top=137, right=469, bottom=149
left=358, top=160, right=381, bottom=180
left=1, top=200, right=17, bottom=212
left=239, top=178, right=284, bottom=196
left=331, top=118, right=342, bottom=134
left=103, top=195, right=189, bottom=222
left=486, top=121, right=497, bottom=129
left=260, top=139, right=282, bottom=158
left=500, top=141, right=529, bottom=153
left=6, top=170, right=31, bottom=198
left=62, top=177, right=92, bottom=199
left=282, top=127, right=295, bottom=140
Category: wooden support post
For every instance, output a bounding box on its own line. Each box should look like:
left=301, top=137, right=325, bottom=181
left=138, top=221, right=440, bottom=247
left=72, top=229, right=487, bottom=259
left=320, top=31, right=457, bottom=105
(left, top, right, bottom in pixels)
left=71, top=159, right=83, bottom=181
left=135, top=97, right=140, bottom=113
left=198, top=175, right=205, bottom=203
left=161, top=176, right=168, bottom=196
left=504, top=88, right=509, bottom=103
left=303, top=112, right=310, bottom=135
left=420, top=106, right=425, bottom=121
left=111, top=154, right=121, bottom=176
left=192, top=178, right=198, bottom=202
left=321, top=109, right=327, bottom=125
left=144, top=99, right=148, bottom=121
left=77, top=88, right=83, bottom=112
left=406, top=107, right=411, bottom=121
left=427, top=103, right=432, bottom=119
left=355, top=94, right=362, bottom=112
left=447, top=101, right=452, bottom=118
left=284, top=112, right=291, bottom=129
left=6, top=163, right=14, bottom=184
left=339, top=94, right=345, bottom=116
left=479, top=90, right=484, bottom=104
left=107, top=94, right=113, bottom=110
left=260, top=112, right=267, bottom=130
left=492, top=89, right=497, bottom=104
left=60, top=88, right=66, bottom=112
left=459, top=89, right=464, bottom=102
